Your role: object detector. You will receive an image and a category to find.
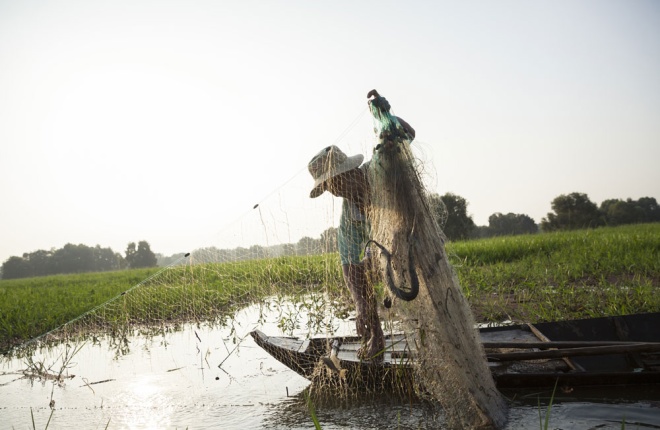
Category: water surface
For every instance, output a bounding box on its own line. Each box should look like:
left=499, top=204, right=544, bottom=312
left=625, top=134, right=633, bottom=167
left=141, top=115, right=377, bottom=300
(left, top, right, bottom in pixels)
left=1, top=302, right=659, bottom=429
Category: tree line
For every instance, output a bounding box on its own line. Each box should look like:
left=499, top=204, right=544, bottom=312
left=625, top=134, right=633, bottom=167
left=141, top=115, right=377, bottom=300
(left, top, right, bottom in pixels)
left=1, top=241, right=157, bottom=280
left=3, top=192, right=657, bottom=279
left=541, top=193, right=660, bottom=231
left=428, top=192, right=659, bottom=241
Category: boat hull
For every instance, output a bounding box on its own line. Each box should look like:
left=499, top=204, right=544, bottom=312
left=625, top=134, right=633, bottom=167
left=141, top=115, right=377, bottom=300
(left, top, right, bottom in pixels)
left=251, top=312, right=660, bottom=389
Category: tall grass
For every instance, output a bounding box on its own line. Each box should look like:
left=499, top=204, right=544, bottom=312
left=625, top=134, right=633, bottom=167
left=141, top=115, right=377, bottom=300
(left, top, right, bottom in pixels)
left=1, top=223, right=658, bottom=352
left=0, top=268, right=158, bottom=350
left=0, top=254, right=343, bottom=353
left=449, top=223, right=660, bottom=322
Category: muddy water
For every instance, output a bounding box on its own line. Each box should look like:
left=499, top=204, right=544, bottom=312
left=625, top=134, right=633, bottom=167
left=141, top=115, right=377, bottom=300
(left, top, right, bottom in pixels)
left=1, top=302, right=659, bottom=429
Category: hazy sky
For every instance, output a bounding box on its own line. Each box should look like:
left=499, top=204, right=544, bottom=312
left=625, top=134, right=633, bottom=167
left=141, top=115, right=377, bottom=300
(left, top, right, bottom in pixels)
left=1, top=0, right=659, bottom=264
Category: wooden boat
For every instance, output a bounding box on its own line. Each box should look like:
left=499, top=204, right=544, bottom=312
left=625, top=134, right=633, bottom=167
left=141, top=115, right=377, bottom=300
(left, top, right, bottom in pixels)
left=250, top=312, right=660, bottom=389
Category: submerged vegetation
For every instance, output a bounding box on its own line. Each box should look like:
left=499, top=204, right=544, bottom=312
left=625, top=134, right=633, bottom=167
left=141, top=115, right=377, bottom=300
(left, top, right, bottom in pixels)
left=1, top=223, right=658, bottom=353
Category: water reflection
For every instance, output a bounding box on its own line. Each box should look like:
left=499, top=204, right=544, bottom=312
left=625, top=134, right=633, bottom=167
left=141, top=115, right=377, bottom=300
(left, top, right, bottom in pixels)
left=1, top=299, right=659, bottom=429
left=263, top=390, right=446, bottom=430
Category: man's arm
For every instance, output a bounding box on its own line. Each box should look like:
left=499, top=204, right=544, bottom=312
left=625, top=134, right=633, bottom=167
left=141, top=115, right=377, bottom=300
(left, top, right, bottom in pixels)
left=396, top=116, right=415, bottom=139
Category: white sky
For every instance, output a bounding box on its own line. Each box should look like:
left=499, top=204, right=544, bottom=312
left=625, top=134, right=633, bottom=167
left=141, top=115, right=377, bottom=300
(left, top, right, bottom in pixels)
left=1, top=0, right=659, bottom=263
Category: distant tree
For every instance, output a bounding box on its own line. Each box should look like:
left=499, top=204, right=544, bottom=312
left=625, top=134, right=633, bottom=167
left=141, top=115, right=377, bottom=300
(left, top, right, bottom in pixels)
left=233, top=247, right=250, bottom=261
left=600, top=199, right=639, bottom=226
left=541, top=192, right=602, bottom=231
left=320, top=227, right=338, bottom=253
left=435, top=192, right=476, bottom=241
left=296, top=236, right=319, bottom=256
left=636, top=197, right=660, bottom=222
left=125, top=241, right=157, bottom=269
left=281, top=243, right=296, bottom=256
left=248, top=245, right=267, bottom=260
left=1, top=256, right=32, bottom=279
left=192, top=246, right=232, bottom=262
left=2, top=243, right=122, bottom=279
left=124, top=243, right=137, bottom=267
left=51, top=243, right=97, bottom=273
left=156, top=252, right=187, bottom=267
left=601, top=197, right=660, bottom=226
left=471, top=225, right=491, bottom=239
left=488, top=212, right=538, bottom=237
left=25, top=249, right=55, bottom=276
left=92, top=245, right=123, bottom=271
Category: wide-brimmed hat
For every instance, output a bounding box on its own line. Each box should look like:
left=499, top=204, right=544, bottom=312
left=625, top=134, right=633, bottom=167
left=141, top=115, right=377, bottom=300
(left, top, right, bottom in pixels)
left=308, top=145, right=364, bottom=198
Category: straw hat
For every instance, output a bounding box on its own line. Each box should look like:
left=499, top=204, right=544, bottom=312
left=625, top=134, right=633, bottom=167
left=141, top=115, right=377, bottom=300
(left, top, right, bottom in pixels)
left=308, top=146, right=364, bottom=198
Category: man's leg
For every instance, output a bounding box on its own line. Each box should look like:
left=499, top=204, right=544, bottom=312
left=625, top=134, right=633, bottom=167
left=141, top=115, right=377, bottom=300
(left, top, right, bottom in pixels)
left=345, top=263, right=384, bottom=359
left=343, top=264, right=368, bottom=338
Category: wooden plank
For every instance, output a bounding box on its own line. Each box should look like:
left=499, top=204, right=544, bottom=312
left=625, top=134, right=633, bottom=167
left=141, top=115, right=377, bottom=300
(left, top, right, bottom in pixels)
left=487, top=342, right=660, bottom=362
left=494, top=370, right=660, bottom=389
left=528, top=323, right=584, bottom=371
left=482, top=340, right=658, bottom=349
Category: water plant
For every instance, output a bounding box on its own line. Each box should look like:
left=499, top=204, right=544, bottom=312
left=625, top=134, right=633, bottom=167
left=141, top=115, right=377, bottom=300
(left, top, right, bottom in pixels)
left=538, top=380, right=558, bottom=430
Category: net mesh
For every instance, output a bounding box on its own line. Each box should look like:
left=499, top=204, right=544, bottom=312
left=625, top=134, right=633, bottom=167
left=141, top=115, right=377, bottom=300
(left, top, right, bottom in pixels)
left=3, top=91, right=507, bottom=429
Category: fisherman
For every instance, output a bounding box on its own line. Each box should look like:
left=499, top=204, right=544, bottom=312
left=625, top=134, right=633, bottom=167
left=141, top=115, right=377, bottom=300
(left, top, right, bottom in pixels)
left=307, top=91, right=415, bottom=360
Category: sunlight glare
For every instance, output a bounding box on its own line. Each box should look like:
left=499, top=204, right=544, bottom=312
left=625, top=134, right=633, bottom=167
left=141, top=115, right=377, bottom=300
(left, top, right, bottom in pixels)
left=113, top=375, right=172, bottom=430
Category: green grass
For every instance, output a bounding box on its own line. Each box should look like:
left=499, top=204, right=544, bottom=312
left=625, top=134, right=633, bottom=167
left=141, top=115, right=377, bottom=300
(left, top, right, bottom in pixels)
left=0, top=268, right=159, bottom=350
left=449, top=223, right=660, bottom=323
left=1, top=223, right=658, bottom=353
left=0, top=254, right=344, bottom=353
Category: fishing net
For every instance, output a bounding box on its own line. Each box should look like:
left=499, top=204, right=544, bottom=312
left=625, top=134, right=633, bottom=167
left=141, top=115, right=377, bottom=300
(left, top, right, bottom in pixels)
left=2, top=90, right=506, bottom=429
left=365, top=92, right=507, bottom=429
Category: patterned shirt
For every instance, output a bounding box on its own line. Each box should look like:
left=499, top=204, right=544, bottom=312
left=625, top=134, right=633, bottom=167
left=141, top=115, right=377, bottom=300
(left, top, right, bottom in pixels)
left=337, top=164, right=370, bottom=265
